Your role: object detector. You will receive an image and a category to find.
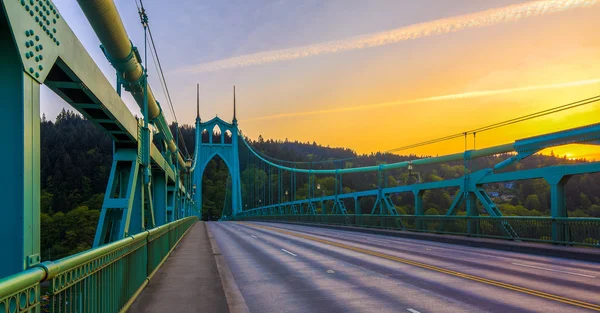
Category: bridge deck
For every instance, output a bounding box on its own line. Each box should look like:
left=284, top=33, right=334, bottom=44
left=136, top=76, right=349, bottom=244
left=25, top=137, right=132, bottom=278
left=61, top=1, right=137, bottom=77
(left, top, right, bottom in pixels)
left=128, top=222, right=229, bottom=313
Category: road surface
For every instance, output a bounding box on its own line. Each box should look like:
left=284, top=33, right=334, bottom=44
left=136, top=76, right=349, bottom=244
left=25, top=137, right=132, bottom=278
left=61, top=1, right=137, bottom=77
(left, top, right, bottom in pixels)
left=209, top=221, right=600, bottom=313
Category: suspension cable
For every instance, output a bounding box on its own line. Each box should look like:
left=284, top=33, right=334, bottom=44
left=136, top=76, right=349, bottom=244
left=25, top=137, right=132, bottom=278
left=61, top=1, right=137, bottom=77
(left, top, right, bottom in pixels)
left=243, top=94, right=600, bottom=166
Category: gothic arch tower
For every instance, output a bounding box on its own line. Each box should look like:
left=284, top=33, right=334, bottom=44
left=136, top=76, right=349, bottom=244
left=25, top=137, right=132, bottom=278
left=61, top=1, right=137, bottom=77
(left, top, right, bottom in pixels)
left=192, top=87, right=242, bottom=218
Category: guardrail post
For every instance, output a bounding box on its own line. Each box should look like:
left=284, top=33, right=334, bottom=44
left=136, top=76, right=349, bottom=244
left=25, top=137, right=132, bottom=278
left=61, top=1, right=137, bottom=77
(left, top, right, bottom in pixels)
left=466, top=192, right=479, bottom=235
left=546, top=175, right=572, bottom=244
left=413, top=189, right=424, bottom=231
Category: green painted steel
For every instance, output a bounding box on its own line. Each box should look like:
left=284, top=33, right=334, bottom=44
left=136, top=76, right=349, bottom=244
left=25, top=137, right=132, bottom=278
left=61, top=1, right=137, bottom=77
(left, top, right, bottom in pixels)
left=238, top=123, right=600, bottom=243
left=0, top=217, right=197, bottom=313
left=0, top=0, right=41, bottom=279
left=192, top=88, right=243, bottom=218
left=238, top=215, right=600, bottom=246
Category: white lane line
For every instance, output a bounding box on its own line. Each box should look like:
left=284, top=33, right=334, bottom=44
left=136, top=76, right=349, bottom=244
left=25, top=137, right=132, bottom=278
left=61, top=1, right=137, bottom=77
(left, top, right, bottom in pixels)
left=251, top=235, right=257, bottom=238
left=407, top=309, right=421, bottom=313
left=281, top=249, right=297, bottom=257
left=512, top=263, right=596, bottom=278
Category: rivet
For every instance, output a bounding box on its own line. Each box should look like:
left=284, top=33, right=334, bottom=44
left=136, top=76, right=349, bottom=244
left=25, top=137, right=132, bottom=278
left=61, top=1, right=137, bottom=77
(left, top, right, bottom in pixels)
left=29, top=40, right=34, bottom=46
left=38, top=65, right=43, bottom=70
left=46, top=29, right=49, bottom=35
left=39, top=55, right=43, bottom=60
left=21, top=0, right=25, bottom=6
left=35, top=56, right=39, bottom=62
left=35, top=16, right=39, bottom=22
left=25, top=41, right=30, bottom=48
left=39, top=44, right=43, bottom=50
left=49, top=33, right=53, bottom=39
left=26, top=53, right=31, bottom=59
left=53, top=37, right=56, bottom=42
left=56, top=14, right=59, bottom=19
left=42, top=25, right=46, bottom=31
left=29, top=0, right=33, bottom=5
left=25, top=4, right=29, bottom=11
left=35, top=72, right=40, bottom=78
left=38, top=21, right=43, bottom=26
left=34, top=6, right=38, bottom=11
left=30, top=29, right=34, bottom=34
left=53, top=19, right=56, bottom=24
left=46, top=10, right=50, bottom=15
left=25, top=30, right=30, bottom=36
left=56, top=40, right=60, bottom=46
left=29, top=67, right=34, bottom=73
left=30, top=10, right=34, bottom=16
left=49, top=4, right=53, bottom=10
left=46, top=20, right=50, bottom=25
left=52, top=28, right=56, bottom=33
left=35, top=46, right=39, bottom=51
left=42, top=15, right=46, bottom=21
left=35, top=35, right=39, bottom=41
left=53, top=9, right=56, bottom=15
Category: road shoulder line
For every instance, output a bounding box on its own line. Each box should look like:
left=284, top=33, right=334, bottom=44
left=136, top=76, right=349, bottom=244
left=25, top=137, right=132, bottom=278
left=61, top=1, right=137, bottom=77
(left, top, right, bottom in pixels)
left=207, top=223, right=251, bottom=313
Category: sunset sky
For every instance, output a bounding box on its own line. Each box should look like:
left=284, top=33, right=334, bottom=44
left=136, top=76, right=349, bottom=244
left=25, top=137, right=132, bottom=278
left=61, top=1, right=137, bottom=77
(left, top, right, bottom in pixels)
left=44, top=0, right=600, bottom=160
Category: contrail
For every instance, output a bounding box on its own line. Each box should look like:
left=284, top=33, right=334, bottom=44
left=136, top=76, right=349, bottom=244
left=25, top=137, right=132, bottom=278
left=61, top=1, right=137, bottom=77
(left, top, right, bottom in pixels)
left=179, top=0, right=599, bottom=73
left=246, top=79, right=600, bottom=121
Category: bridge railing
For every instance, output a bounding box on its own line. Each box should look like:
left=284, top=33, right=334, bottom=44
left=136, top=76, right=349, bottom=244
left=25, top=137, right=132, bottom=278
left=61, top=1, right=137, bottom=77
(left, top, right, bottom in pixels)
left=0, top=216, right=197, bottom=313
left=238, top=214, right=600, bottom=246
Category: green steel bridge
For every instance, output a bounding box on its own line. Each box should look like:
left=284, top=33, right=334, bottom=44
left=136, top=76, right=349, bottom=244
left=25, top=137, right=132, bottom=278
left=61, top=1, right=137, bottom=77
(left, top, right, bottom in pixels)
left=1, top=0, right=599, bottom=312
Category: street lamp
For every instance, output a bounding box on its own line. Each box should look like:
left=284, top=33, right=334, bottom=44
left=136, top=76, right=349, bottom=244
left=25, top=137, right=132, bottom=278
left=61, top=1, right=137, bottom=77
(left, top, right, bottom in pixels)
left=285, top=190, right=289, bottom=202
left=192, top=184, right=197, bottom=195
left=316, top=183, right=324, bottom=197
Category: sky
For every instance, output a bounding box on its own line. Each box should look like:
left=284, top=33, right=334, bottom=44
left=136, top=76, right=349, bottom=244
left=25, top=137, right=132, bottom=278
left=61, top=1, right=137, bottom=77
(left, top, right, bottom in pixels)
left=44, top=0, right=600, bottom=160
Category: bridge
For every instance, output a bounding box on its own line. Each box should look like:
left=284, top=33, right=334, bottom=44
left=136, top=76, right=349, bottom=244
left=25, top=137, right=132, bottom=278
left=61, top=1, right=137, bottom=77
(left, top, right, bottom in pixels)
left=1, top=0, right=599, bottom=312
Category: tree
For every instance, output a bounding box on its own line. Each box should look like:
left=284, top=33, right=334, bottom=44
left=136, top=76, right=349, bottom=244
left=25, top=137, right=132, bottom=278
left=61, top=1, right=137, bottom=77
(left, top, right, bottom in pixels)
left=524, top=194, right=541, bottom=211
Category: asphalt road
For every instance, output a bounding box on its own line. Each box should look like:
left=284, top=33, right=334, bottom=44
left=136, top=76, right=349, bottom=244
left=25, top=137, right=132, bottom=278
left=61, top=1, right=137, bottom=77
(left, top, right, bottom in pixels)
left=209, top=221, right=600, bottom=313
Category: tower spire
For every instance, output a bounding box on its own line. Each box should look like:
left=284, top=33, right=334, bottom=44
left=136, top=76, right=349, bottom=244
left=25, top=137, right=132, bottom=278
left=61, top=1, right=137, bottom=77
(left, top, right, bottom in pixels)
left=233, top=85, right=237, bottom=123
left=196, top=83, right=200, bottom=120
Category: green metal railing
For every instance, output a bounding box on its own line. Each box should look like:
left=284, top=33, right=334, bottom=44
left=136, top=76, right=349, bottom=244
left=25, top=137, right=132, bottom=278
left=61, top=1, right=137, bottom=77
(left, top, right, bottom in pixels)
left=0, top=217, right=197, bottom=313
left=238, top=215, right=600, bottom=247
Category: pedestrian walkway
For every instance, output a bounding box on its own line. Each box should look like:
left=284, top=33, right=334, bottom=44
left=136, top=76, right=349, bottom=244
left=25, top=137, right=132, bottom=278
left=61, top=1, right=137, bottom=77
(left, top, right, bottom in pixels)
left=128, top=221, right=230, bottom=312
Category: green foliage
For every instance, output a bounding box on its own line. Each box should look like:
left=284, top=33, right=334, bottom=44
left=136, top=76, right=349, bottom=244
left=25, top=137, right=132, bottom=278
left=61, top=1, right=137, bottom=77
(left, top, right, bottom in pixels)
left=524, top=194, right=541, bottom=211
left=41, top=206, right=99, bottom=260
left=424, top=208, right=440, bottom=215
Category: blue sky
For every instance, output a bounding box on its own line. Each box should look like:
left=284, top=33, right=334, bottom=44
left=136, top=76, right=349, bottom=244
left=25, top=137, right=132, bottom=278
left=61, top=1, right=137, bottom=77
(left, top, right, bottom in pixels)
left=44, top=0, right=600, bottom=158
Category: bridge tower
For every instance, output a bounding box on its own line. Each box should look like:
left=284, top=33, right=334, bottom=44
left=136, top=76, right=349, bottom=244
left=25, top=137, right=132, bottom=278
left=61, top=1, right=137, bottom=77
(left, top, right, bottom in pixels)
left=193, top=87, right=243, bottom=219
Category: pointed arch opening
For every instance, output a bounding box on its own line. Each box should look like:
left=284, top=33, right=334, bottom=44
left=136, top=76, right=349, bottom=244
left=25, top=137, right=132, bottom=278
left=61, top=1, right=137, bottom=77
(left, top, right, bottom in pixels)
left=212, top=124, right=222, bottom=144
left=201, top=154, right=232, bottom=220
left=201, top=129, right=209, bottom=143
left=224, top=129, right=232, bottom=144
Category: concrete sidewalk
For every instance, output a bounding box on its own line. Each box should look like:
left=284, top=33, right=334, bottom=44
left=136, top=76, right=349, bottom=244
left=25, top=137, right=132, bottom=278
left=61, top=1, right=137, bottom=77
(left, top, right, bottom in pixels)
left=128, top=222, right=230, bottom=313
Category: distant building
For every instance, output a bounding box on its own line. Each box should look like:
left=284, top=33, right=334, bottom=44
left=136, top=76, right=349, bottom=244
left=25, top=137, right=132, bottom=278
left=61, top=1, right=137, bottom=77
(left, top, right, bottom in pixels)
left=489, top=191, right=500, bottom=198
left=501, top=195, right=516, bottom=202
left=503, top=182, right=516, bottom=189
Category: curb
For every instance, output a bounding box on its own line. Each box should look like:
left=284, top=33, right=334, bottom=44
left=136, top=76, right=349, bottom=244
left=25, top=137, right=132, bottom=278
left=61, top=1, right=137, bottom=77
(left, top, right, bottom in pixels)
left=272, top=221, right=600, bottom=262
left=206, top=223, right=251, bottom=313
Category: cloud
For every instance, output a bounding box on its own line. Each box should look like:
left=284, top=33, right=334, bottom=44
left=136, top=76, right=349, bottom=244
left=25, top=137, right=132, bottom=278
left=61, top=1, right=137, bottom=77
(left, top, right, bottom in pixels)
left=245, top=78, right=600, bottom=121
left=177, top=0, right=599, bottom=73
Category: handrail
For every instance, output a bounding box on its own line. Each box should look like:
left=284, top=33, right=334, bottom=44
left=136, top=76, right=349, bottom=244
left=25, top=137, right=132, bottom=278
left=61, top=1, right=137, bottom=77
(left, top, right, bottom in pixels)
left=239, top=214, right=600, bottom=247
left=0, top=217, right=198, bottom=313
